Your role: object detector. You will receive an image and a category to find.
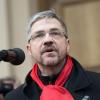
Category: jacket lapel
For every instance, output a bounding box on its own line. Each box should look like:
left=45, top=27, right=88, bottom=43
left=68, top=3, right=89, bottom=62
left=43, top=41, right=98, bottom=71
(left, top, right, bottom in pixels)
left=64, top=58, right=92, bottom=99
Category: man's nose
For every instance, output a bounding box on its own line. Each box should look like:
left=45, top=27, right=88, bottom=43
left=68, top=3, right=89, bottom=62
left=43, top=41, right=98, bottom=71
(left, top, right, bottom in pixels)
left=43, top=33, right=54, bottom=46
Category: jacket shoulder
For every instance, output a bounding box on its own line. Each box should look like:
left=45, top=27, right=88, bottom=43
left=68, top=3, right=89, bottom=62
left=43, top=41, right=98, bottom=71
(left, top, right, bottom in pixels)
left=87, top=71, right=100, bottom=81
left=5, top=84, right=28, bottom=100
left=86, top=71, right=100, bottom=87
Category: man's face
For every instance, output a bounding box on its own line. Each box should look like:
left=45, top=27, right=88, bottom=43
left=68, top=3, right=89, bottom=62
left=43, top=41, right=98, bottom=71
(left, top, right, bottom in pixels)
left=27, top=18, right=70, bottom=67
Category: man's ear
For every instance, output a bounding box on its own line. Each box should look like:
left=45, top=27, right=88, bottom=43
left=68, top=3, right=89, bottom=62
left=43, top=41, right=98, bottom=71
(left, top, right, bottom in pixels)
left=26, top=43, right=32, bottom=55
left=67, top=39, right=70, bottom=53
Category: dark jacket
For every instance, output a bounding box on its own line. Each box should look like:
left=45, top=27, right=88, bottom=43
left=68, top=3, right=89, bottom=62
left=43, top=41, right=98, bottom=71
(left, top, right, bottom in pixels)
left=5, top=58, right=100, bottom=100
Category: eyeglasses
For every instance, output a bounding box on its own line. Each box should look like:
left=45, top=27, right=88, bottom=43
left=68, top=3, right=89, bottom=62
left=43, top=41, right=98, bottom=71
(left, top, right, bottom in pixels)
left=28, top=30, right=67, bottom=42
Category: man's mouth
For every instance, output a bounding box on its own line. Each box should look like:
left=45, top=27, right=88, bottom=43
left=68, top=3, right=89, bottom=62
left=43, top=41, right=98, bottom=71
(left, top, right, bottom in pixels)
left=45, top=49, right=54, bottom=52
left=41, top=47, right=57, bottom=54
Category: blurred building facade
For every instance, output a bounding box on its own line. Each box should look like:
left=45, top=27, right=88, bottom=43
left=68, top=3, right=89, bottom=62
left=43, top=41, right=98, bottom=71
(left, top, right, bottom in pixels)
left=0, top=0, right=100, bottom=84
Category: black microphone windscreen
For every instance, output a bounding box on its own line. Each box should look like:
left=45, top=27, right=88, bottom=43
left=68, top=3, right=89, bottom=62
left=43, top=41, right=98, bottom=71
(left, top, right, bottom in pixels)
left=10, top=48, right=25, bottom=65
left=0, top=48, right=25, bottom=65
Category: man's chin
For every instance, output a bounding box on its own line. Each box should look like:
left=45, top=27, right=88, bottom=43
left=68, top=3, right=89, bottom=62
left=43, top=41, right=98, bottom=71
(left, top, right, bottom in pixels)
left=42, top=57, right=59, bottom=67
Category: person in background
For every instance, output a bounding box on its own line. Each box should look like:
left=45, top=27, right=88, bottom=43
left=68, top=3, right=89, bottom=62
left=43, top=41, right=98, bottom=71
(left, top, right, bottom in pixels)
left=5, top=10, right=100, bottom=100
left=0, top=77, right=15, bottom=100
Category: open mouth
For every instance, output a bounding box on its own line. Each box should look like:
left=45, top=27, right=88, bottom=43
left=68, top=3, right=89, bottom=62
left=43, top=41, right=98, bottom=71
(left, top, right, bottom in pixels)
left=45, top=49, right=54, bottom=52
left=42, top=48, right=56, bottom=54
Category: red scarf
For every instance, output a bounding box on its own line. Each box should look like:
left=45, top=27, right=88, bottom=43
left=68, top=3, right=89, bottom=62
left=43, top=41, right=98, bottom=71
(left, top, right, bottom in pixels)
left=30, top=56, right=74, bottom=100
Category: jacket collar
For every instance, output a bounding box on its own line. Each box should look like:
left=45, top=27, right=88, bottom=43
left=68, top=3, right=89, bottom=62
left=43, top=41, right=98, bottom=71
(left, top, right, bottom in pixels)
left=23, top=70, right=41, bottom=99
left=66, top=58, right=92, bottom=92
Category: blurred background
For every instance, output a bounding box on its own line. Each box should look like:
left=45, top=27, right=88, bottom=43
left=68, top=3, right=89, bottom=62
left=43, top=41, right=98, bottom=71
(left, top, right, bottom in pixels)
left=0, top=0, right=100, bottom=88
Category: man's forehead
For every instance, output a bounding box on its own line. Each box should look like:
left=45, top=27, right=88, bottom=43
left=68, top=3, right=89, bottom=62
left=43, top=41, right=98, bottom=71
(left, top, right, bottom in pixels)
left=30, top=18, right=63, bottom=33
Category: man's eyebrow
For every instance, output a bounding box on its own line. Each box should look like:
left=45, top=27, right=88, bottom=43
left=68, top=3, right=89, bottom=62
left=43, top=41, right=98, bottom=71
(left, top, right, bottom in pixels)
left=50, top=28, right=60, bottom=31
left=34, top=30, right=45, bottom=34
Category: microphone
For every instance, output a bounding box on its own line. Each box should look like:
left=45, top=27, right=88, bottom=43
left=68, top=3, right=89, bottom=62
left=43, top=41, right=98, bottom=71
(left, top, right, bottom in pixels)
left=0, top=48, right=25, bottom=65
